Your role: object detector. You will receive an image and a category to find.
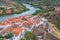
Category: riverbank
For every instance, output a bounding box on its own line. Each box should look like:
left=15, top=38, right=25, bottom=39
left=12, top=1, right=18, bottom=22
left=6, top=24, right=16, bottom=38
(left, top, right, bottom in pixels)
left=25, top=2, right=55, bottom=16
left=0, top=3, right=29, bottom=17
left=24, top=2, right=43, bottom=9
left=26, top=2, right=60, bottom=30
left=0, top=3, right=39, bottom=22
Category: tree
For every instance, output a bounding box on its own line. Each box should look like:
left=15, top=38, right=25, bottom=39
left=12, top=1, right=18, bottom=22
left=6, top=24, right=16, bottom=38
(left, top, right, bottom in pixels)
left=0, top=7, right=5, bottom=10
left=22, top=18, right=27, bottom=21
left=20, top=38, right=26, bottom=40
left=0, top=35, right=4, bottom=40
left=25, top=31, right=36, bottom=40
left=4, top=32, right=14, bottom=39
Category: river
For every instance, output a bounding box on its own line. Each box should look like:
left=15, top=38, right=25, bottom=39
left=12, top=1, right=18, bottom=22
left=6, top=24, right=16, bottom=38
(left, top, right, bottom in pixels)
left=0, top=3, right=40, bottom=22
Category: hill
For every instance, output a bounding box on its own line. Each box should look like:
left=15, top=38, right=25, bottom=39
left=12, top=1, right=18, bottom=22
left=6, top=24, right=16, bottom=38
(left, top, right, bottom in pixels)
left=22, top=0, right=60, bottom=30
left=18, top=0, right=60, bottom=6
left=0, top=0, right=28, bottom=16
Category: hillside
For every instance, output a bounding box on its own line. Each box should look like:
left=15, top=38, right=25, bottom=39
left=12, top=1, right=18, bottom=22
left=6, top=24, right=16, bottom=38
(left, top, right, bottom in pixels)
left=0, top=0, right=60, bottom=30
left=32, top=10, right=60, bottom=30
left=15, top=0, right=60, bottom=6
left=45, top=12, right=60, bottom=30
left=0, top=0, right=19, bottom=8
left=20, top=0, right=60, bottom=30
left=0, top=0, right=28, bottom=16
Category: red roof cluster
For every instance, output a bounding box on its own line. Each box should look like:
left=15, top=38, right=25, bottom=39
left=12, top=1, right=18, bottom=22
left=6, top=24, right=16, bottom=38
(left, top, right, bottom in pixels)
left=0, top=15, right=43, bottom=36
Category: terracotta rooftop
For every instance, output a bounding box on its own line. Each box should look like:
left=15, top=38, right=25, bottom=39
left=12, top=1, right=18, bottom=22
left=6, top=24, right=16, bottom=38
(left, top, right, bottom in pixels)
left=0, top=15, right=43, bottom=36
left=12, top=27, right=23, bottom=36
left=33, top=16, right=41, bottom=24
left=0, top=24, right=19, bottom=34
left=16, top=18, right=24, bottom=23
left=22, top=21, right=33, bottom=29
left=9, top=18, right=17, bottom=21
left=1, top=20, right=9, bottom=25
left=27, top=20, right=33, bottom=25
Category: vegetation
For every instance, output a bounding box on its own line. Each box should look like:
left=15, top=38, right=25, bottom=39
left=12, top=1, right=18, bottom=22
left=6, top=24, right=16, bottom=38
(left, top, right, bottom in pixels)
left=20, top=31, right=36, bottom=40
left=0, top=3, right=29, bottom=16
left=0, top=35, right=4, bottom=40
left=28, top=3, right=42, bottom=9
left=32, top=10, right=41, bottom=15
left=24, top=0, right=60, bottom=6
left=24, top=31, right=36, bottom=40
left=40, top=7, right=55, bottom=13
left=55, top=22, right=60, bottom=30
left=28, top=0, right=60, bottom=30
left=28, top=2, right=55, bottom=16
left=20, top=38, right=26, bottom=40
left=32, top=7, right=55, bottom=16
left=43, top=13, right=60, bottom=30
left=22, top=18, right=27, bottom=21
left=37, top=0, right=60, bottom=6
left=55, top=16, right=60, bottom=30
left=4, top=32, right=14, bottom=39
left=0, top=7, right=5, bottom=10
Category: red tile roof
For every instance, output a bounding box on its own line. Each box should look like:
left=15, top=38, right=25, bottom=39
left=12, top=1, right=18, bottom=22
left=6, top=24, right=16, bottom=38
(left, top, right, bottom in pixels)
left=0, top=24, right=19, bottom=34
left=22, top=22, right=32, bottom=29
left=16, top=18, right=24, bottom=23
left=33, top=16, right=41, bottom=24
left=12, top=27, right=23, bottom=36
left=27, top=20, right=33, bottom=25
left=1, top=20, right=9, bottom=25
left=9, top=18, right=17, bottom=21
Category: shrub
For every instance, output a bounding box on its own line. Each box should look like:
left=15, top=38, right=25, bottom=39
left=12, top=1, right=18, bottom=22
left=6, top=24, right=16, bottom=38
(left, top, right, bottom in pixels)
left=4, top=32, right=14, bottom=39
left=0, top=35, right=4, bottom=40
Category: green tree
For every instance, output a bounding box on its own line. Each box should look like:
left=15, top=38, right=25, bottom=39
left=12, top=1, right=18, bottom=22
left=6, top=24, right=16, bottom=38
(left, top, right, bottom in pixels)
left=0, top=7, right=5, bottom=10
left=25, top=31, right=36, bottom=40
left=22, top=18, right=27, bottom=21
left=20, top=38, right=26, bottom=40
left=4, top=32, right=14, bottom=39
left=0, top=35, right=4, bottom=40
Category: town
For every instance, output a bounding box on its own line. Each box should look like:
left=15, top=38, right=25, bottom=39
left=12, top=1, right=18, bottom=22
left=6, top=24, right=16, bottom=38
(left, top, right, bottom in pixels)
left=0, top=15, right=48, bottom=40
left=0, top=0, right=60, bottom=40
left=0, top=14, right=60, bottom=40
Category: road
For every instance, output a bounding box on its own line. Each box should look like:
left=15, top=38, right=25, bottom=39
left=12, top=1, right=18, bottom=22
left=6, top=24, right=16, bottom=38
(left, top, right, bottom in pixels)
left=48, top=23, right=60, bottom=39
